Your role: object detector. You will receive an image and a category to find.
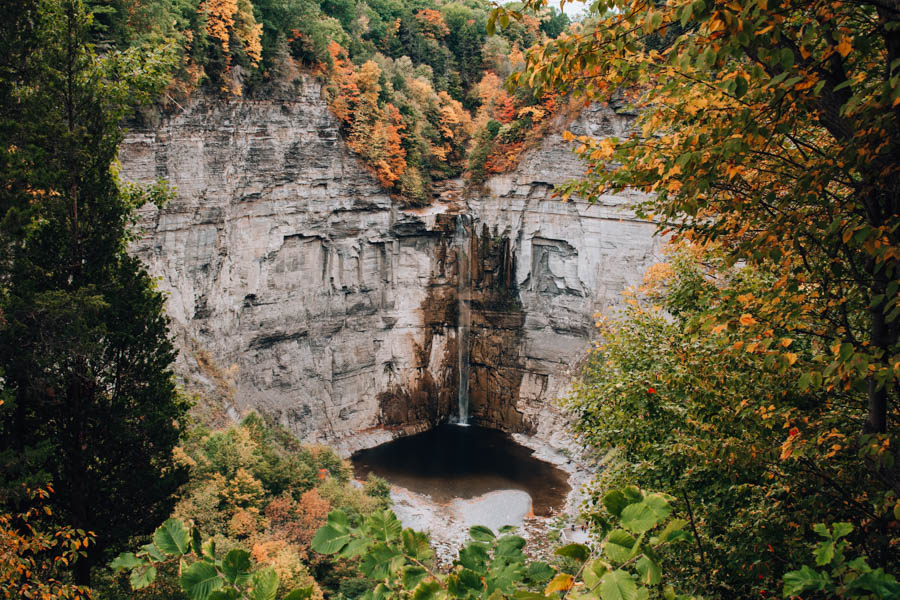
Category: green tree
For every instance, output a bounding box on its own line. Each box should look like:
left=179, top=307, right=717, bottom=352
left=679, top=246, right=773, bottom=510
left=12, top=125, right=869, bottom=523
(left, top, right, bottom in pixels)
left=494, top=0, right=900, bottom=438
left=0, top=0, right=188, bottom=586
left=563, top=247, right=900, bottom=596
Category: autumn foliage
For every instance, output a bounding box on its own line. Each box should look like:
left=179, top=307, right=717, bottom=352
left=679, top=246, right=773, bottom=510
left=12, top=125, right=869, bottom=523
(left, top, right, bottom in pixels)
left=0, top=487, right=93, bottom=600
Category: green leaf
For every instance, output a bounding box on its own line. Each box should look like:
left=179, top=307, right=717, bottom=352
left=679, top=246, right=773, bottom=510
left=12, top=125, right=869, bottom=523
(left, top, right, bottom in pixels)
left=782, top=565, right=830, bottom=595
left=311, top=525, right=352, bottom=555
left=622, top=487, right=643, bottom=503
left=469, top=525, right=496, bottom=542
left=360, top=543, right=401, bottom=579
left=140, top=542, right=166, bottom=562
left=635, top=556, right=661, bottom=585
left=402, top=529, right=433, bottom=561
left=496, top=535, right=527, bottom=558
left=499, top=525, right=518, bottom=534
left=845, top=570, right=900, bottom=597
left=130, top=565, right=157, bottom=590
left=452, top=568, right=484, bottom=593
left=583, top=559, right=611, bottom=588
left=514, top=593, right=549, bottom=600
left=734, top=76, right=748, bottom=98
left=813, top=541, right=835, bottom=566
left=457, top=542, right=490, bottom=570
left=412, top=581, right=443, bottom=600
left=780, top=48, right=794, bottom=69
left=110, top=552, right=143, bottom=572
left=621, top=495, right=672, bottom=534
left=249, top=567, right=279, bottom=600
left=181, top=561, right=223, bottom=600
left=403, top=565, right=429, bottom=589
left=284, top=586, right=315, bottom=600
left=832, top=523, right=853, bottom=539
left=526, top=561, right=556, bottom=584
left=222, top=549, right=251, bottom=585
left=207, top=591, right=238, bottom=600
left=326, top=510, right=351, bottom=533
left=700, top=47, right=717, bottom=69
left=599, top=570, right=638, bottom=600
left=366, top=510, right=402, bottom=542
left=620, top=504, right=657, bottom=534
left=655, top=519, right=688, bottom=543
left=340, top=537, right=370, bottom=558
left=603, top=490, right=629, bottom=517
left=604, top=530, right=636, bottom=563
left=153, top=518, right=190, bottom=556
left=679, top=3, right=693, bottom=27
left=555, top=543, right=591, bottom=563
left=202, top=538, right=216, bottom=561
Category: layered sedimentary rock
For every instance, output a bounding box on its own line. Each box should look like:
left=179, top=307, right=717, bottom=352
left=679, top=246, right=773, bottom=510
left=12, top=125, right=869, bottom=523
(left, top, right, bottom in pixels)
left=468, top=103, right=665, bottom=445
left=119, top=79, right=662, bottom=452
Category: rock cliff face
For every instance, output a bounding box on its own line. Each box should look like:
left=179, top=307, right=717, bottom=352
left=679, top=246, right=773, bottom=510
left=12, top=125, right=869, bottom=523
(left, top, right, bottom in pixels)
left=119, top=79, right=663, bottom=453
left=468, top=103, right=664, bottom=446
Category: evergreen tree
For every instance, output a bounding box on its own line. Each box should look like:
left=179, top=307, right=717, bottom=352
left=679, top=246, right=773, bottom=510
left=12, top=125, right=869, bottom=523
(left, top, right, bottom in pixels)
left=0, top=0, right=188, bottom=586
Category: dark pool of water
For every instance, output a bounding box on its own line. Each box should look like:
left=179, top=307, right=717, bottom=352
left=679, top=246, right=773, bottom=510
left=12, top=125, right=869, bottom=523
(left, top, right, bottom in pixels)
left=351, top=424, right=571, bottom=516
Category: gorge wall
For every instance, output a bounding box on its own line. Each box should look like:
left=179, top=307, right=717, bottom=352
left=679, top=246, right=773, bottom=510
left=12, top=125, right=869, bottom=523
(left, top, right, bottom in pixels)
left=119, top=78, right=664, bottom=453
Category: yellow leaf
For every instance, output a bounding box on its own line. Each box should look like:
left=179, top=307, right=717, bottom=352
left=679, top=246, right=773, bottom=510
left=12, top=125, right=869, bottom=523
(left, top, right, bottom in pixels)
left=785, top=352, right=798, bottom=365
left=836, top=37, right=852, bottom=57
left=780, top=440, right=793, bottom=460
left=781, top=338, right=793, bottom=347
left=545, top=573, right=575, bottom=595
left=739, top=313, right=757, bottom=326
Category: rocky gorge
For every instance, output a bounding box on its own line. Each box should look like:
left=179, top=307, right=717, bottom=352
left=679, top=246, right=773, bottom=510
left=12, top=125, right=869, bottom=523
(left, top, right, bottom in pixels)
left=119, top=76, right=664, bottom=457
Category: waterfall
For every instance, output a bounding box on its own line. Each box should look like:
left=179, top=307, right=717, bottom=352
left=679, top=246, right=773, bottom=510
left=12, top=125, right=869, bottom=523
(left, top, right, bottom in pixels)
left=455, top=214, right=471, bottom=424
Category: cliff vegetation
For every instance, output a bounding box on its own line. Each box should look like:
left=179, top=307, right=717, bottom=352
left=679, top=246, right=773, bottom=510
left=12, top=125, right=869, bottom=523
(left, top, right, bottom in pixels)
left=85, top=0, right=575, bottom=203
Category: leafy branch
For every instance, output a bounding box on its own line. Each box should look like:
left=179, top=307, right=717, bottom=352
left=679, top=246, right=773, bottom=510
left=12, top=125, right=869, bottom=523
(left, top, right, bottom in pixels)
left=111, top=518, right=314, bottom=600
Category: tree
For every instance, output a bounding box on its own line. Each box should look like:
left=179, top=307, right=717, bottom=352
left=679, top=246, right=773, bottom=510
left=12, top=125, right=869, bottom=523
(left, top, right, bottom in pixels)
left=564, top=246, right=900, bottom=595
left=494, top=0, right=900, bottom=440
left=0, top=0, right=188, bottom=585
left=491, top=0, right=900, bottom=545
left=0, top=486, right=94, bottom=600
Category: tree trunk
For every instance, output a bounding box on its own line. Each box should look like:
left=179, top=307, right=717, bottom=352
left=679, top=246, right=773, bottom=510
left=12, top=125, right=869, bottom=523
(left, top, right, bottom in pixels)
left=865, top=289, right=892, bottom=434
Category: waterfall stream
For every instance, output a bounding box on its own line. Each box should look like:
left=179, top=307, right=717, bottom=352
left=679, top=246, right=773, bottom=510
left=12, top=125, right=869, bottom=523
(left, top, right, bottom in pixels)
left=455, top=214, right=471, bottom=424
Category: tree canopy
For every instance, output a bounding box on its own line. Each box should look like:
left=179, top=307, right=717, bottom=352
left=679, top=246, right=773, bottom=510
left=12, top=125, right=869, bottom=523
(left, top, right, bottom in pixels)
left=493, top=0, right=900, bottom=437
left=0, top=0, right=189, bottom=585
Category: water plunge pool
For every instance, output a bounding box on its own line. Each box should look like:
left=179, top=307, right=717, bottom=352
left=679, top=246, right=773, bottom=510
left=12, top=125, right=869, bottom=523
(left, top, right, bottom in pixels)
left=350, top=424, right=571, bottom=516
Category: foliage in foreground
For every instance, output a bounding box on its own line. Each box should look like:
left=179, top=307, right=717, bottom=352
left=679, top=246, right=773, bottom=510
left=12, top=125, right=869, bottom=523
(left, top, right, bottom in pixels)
left=96, top=413, right=390, bottom=599
left=0, top=486, right=93, bottom=600
left=782, top=523, right=900, bottom=598
left=309, top=486, right=695, bottom=600
left=111, top=516, right=314, bottom=600
left=565, top=248, right=900, bottom=597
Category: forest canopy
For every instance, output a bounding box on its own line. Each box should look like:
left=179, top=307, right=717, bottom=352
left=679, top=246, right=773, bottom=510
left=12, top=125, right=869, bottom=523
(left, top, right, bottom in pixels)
left=79, top=0, right=575, bottom=204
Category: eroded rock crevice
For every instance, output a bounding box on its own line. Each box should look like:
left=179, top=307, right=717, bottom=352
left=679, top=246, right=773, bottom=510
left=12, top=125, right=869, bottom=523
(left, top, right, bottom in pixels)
left=120, top=81, right=664, bottom=453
